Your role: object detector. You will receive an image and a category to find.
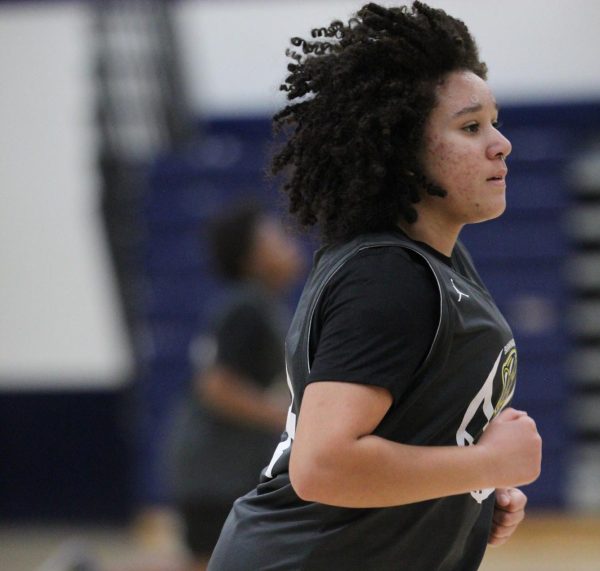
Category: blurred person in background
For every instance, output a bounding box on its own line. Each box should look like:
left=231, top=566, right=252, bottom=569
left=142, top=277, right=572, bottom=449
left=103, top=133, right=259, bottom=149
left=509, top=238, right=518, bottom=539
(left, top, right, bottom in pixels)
left=168, top=203, right=304, bottom=570
left=208, top=2, right=541, bottom=570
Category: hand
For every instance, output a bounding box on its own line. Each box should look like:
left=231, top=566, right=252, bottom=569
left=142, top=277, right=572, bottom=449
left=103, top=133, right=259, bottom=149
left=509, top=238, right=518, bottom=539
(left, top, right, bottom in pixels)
left=478, top=408, right=542, bottom=488
left=488, top=487, right=527, bottom=546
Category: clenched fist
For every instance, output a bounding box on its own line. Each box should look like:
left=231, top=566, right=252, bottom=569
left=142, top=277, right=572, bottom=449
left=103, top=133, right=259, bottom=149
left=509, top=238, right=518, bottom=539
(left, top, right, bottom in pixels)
left=478, top=408, right=542, bottom=489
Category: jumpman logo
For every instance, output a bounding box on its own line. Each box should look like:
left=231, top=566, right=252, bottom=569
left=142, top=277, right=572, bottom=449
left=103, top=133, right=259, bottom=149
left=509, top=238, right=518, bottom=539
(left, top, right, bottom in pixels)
left=451, top=278, right=470, bottom=302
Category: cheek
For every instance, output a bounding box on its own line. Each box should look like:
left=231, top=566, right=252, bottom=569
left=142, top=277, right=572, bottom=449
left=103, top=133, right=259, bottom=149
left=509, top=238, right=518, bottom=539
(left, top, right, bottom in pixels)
left=428, top=140, right=471, bottom=185
left=427, top=141, right=487, bottom=211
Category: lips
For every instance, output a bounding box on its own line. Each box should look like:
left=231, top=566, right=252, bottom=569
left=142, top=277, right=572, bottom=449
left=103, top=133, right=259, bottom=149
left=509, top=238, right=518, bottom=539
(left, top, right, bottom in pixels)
left=486, top=169, right=508, bottom=182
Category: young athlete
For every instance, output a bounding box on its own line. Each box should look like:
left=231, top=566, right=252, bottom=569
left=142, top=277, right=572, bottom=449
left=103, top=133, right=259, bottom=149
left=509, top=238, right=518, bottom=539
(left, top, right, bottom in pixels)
left=169, top=204, right=303, bottom=570
left=208, top=3, right=542, bottom=570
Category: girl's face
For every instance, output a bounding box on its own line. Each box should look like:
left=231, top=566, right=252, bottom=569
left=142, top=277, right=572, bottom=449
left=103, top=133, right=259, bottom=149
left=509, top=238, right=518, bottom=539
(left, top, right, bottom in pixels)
left=247, top=216, right=304, bottom=292
left=419, top=70, right=512, bottom=227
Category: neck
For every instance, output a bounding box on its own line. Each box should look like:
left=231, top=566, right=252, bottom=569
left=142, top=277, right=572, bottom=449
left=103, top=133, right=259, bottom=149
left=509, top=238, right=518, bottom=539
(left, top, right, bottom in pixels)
left=397, top=214, right=462, bottom=258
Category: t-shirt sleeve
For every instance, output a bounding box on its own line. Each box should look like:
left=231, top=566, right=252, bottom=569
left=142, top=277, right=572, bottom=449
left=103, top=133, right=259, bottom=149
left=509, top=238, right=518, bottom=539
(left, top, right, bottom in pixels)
left=307, top=248, right=439, bottom=403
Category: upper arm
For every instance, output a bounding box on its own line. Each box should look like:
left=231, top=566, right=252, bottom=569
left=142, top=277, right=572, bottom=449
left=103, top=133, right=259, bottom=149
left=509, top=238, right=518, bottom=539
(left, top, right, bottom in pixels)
left=290, top=249, right=439, bottom=496
left=296, top=380, right=392, bottom=441
left=290, top=380, right=393, bottom=485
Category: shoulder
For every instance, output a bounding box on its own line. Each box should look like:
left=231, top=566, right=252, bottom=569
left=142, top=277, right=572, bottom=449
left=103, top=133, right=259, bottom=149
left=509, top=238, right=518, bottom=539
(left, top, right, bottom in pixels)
left=313, top=245, right=439, bottom=327
left=327, top=245, right=435, bottom=297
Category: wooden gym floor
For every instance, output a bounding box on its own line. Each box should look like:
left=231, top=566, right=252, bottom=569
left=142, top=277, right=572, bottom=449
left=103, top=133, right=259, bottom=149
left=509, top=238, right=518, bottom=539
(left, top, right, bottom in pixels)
left=1, top=512, right=599, bottom=571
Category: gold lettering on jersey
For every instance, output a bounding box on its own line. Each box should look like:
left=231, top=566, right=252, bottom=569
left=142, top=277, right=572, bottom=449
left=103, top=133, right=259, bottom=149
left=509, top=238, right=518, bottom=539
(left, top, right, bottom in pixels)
left=495, top=348, right=517, bottom=416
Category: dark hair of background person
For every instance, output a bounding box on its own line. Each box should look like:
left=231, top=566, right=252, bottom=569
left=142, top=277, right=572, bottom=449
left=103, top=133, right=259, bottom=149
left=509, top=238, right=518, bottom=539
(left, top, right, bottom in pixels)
left=208, top=203, right=261, bottom=281
left=271, top=1, right=487, bottom=243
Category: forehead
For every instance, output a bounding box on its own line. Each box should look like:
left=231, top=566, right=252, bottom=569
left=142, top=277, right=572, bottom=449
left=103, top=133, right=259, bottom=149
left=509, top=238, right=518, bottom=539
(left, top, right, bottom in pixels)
left=433, top=70, right=497, bottom=116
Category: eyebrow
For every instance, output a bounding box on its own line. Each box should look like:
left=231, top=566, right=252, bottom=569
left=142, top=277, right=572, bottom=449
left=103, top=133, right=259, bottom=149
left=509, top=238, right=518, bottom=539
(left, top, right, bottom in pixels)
left=453, top=102, right=499, bottom=118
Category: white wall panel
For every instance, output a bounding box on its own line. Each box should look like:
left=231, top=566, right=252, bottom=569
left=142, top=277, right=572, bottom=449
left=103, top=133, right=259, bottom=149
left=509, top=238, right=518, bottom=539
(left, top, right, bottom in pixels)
left=0, top=4, right=133, bottom=388
left=176, top=0, right=600, bottom=116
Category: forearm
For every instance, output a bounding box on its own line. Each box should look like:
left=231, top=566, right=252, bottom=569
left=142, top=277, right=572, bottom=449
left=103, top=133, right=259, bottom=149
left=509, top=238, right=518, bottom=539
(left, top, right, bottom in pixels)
left=290, top=382, right=541, bottom=508
left=198, top=367, right=287, bottom=432
left=291, top=433, right=493, bottom=508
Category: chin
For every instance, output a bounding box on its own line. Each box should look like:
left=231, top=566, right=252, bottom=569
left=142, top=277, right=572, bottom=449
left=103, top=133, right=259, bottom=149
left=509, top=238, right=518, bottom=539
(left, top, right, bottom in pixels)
left=470, top=199, right=506, bottom=224
left=488, top=200, right=507, bottom=220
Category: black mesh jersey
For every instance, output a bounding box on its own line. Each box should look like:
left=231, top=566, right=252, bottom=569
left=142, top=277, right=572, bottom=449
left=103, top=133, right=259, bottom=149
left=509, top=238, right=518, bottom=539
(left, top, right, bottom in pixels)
left=208, top=231, right=517, bottom=571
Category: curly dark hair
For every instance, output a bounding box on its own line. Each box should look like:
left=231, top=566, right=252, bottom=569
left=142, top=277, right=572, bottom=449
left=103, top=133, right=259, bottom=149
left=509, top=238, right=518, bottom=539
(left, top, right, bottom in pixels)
left=271, top=1, right=487, bottom=243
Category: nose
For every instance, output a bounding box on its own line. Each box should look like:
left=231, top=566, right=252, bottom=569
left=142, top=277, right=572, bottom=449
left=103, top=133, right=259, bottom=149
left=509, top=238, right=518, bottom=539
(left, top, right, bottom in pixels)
left=488, top=129, right=512, bottom=160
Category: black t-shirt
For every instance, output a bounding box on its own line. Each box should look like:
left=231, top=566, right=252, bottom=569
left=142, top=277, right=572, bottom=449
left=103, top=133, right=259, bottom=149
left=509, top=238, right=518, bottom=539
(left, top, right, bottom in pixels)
left=169, top=284, right=287, bottom=502
left=212, top=286, right=286, bottom=389
left=308, top=246, right=444, bottom=402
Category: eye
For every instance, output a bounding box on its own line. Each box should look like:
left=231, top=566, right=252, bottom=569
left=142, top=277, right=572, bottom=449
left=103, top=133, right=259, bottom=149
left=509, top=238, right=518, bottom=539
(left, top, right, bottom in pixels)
left=492, top=120, right=503, bottom=130
left=462, top=122, right=480, bottom=134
